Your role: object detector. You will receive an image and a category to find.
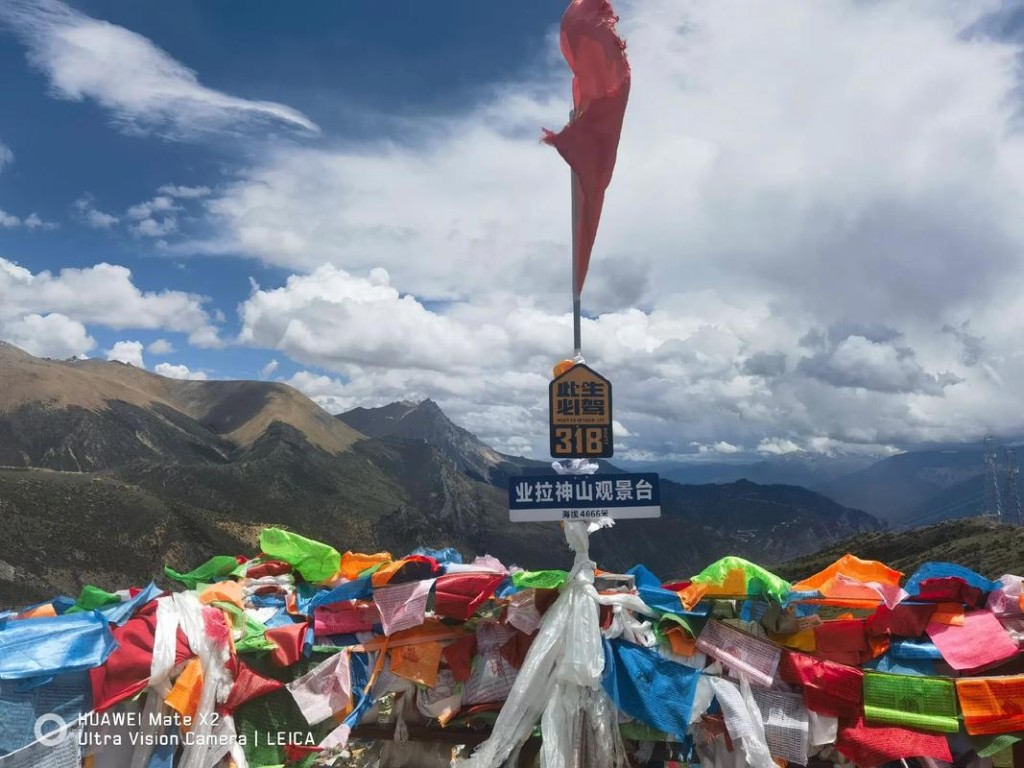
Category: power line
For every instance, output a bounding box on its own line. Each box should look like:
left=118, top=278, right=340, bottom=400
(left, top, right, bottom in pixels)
left=1006, top=447, right=1022, bottom=526
left=981, top=436, right=1004, bottom=522
left=904, top=490, right=986, bottom=527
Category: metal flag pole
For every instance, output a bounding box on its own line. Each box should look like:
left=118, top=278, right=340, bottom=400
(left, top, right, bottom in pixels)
left=571, top=169, right=582, bottom=361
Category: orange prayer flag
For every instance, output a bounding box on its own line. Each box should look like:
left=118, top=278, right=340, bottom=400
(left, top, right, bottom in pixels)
left=956, top=675, right=1024, bottom=735
left=768, top=629, right=816, bottom=653
left=867, top=634, right=890, bottom=660
left=930, top=603, right=965, bottom=626
left=680, top=569, right=749, bottom=609
left=199, top=580, right=243, bottom=610
left=17, top=604, right=57, bottom=619
left=355, top=619, right=467, bottom=652
left=793, top=554, right=902, bottom=592
left=165, top=657, right=203, bottom=731
left=340, top=551, right=392, bottom=580
left=392, top=642, right=444, bottom=687
left=371, top=559, right=411, bottom=587
left=665, top=627, right=697, bottom=657
left=679, top=582, right=708, bottom=610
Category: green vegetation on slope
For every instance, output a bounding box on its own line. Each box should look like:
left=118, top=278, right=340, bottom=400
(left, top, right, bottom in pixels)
left=776, top=517, right=1024, bottom=580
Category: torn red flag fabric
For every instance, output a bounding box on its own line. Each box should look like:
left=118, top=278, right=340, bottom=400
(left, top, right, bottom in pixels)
left=433, top=573, right=505, bottom=621
left=543, top=0, right=631, bottom=295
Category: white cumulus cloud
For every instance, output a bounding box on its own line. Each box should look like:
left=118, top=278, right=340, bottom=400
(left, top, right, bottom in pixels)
left=73, top=195, right=119, bottom=228
left=105, top=340, right=144, bottom=368
left=0, top=257, right=220, bottom=346
left=2, top=312, right=94, bottom=359
left=154, top=362, right=207, bottom=380
left=132, top=216, right=177, bottom=238
left=126, top=196, right=177, bottom=221
left=147, top=338, right=175, bottom=355
left=201, top=0, right=1024, bottom=457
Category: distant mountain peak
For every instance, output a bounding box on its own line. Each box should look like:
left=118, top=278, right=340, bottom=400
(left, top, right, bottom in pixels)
left=337, top=398, right=510, bottom=482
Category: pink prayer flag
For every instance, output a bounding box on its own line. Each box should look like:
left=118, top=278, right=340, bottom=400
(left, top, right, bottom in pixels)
left=696, top=620, right=781, bottom=687
left=543, top=0, right=631, bottom=295
left=313, top=602, right=380, bottom=636
left=374, top=579, right=435, bottom=636
left=286, top=650, right=352, bottom=726
left=926, top=609, right=1019, bottom=671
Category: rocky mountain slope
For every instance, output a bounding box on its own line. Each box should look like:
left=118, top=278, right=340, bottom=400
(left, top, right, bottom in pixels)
left=337, top=399, right=541, bottom=485
left=0, top=342, right=881, bottom=605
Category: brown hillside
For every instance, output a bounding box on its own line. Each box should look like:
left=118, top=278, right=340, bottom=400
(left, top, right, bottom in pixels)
left=0, top=341, right=362, bottom=460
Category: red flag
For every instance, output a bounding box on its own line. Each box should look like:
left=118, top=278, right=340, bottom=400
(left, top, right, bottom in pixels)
left=543, top=0, right=631, bottom=296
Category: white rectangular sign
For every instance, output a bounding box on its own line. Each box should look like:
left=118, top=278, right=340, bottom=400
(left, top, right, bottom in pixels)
left=508, top=473, right=661, bottom=523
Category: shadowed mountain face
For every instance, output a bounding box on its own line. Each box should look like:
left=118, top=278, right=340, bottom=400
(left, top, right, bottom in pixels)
left=0, top=342, right=881, bottom=605
left=813, top=448, right=989, bottom=521
left=621, top=454, right=877, bottom=488
left=337, top=399, right=539, bottom=484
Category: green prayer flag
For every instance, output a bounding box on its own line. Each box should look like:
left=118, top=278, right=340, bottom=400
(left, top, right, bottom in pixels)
left=214, top=602, right=277, bottom=654
left=619, top=722, right=677, bottom=742
left=657, top=613, right=695, bottom=637
left=690, top=556, right=791, bottom=602
left=259, top=528, right=341, bottom=583
left=974, top=733, right=1024, bottom=759
left=234, top=688, right=329, bottom=768
left=71, top=585, right=121, bottom=612
left=357, top=562, right=386, bottom=578
left=863, top=671, right=959, bottom=733
left=512, top=569, right=568, bottom=590
left=164, top=555, right=239, bottom=589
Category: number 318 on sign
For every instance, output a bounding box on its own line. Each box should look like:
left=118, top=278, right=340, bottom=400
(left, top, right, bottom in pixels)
left=552, top=426, right=611, bottom=458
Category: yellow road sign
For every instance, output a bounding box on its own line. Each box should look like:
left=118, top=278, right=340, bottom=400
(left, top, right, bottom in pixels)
left=549, top=364, right=613, bottom=458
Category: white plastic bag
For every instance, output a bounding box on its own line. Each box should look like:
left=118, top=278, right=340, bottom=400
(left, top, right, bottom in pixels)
left=459, top=521, right=611, bottom=768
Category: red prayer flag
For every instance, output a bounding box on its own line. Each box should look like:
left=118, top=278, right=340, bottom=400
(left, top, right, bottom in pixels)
left=90, top=602, right=191, bottom=712
left=778, top=650, right=863, bottom=718
left=836, top=716, right=953, bottom=767
left=224, top=659, right=284, bottom=712
left=442, top=634, right=478, bottom=683
left=267, top=622, right=309, bottom=667
left=433, top=573, right=505, bottom=621
left=543, top=0, right=631, bottom=295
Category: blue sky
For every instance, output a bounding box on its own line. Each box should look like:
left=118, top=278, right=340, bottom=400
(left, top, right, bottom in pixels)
left=0, top=0, right=562, bottom=382
left=4, top=0, right=1024, bottom=459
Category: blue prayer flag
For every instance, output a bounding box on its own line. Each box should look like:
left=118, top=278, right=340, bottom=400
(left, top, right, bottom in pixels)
left=602, top=638, right=699, bottom=739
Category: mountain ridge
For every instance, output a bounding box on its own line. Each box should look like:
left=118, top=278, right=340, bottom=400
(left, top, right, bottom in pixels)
left=0, top=342, right=882, bottom=605
left=776, top=517, right=1024, bottom=581
left=0, top=341, right=363, bottom=470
